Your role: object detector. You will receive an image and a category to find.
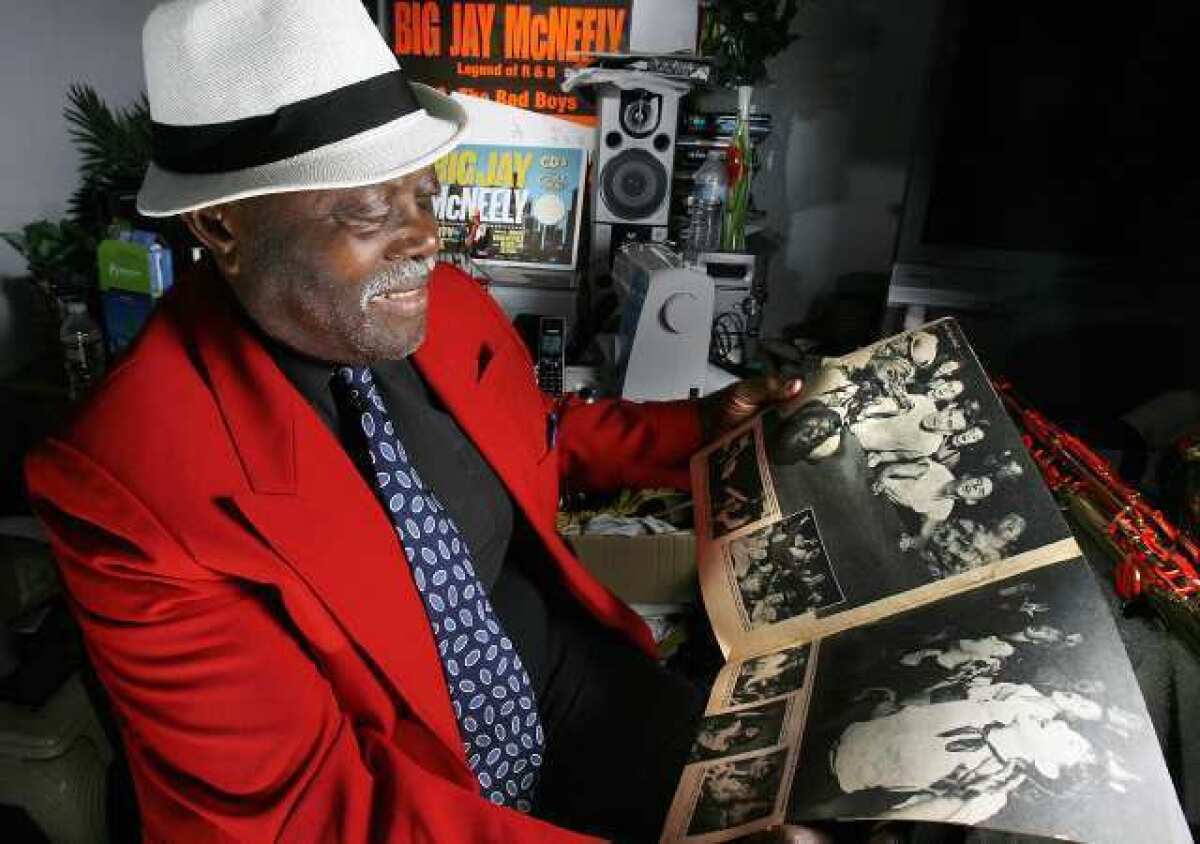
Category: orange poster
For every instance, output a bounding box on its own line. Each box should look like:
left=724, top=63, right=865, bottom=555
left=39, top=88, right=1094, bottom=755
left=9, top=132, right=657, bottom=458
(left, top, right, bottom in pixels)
left=390, top=1, right=631, bottom=121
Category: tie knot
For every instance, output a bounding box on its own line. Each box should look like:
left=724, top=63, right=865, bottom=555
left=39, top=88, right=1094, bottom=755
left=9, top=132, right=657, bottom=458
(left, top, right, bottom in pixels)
left=336, top=365, right=373, bottom=388
left=331, top=365, right=374, bottom=412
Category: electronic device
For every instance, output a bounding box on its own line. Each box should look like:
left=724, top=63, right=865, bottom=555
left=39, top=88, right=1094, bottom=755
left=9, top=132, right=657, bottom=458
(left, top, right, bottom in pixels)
left=489, top=277, right=576, bottom=327
left=693, top=252, right=756, bottom=325
left=610, top=242, right=714, bottom=401
left=887, top=0, right=1197, bottom=420
left=673, top=252, right=759, bottom=367
left=513, top=314, right=567, bottom=396
left=589, top=76, right=689, bottom=280
left=893, top=0, right=1198, bottom=310
left=534, top=316, right=566, bottom=395
left=563, top=365, right=604, bottom=396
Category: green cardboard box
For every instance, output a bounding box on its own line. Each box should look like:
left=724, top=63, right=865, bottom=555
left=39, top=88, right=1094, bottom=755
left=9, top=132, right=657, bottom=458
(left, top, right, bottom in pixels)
left=97, top=236, right=173, bottom=297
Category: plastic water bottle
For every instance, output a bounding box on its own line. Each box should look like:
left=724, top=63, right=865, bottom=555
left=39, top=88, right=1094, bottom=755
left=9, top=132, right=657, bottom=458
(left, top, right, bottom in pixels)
left=59, top=300, right=106, bottom=400
left=686, top=150, right=727, bottom=263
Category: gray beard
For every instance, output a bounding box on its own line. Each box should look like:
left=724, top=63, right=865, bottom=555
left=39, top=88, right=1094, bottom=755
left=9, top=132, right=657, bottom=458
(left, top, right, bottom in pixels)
left=239, top=234, right=436, bottom=363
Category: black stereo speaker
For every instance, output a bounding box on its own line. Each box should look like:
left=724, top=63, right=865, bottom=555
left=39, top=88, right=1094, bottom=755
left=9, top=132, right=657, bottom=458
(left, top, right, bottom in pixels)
left=600, top=147, right=669, bottom=222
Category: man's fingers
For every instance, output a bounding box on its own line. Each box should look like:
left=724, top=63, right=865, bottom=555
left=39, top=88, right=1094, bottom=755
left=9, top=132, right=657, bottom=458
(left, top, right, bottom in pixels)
left=738, top=824, right=833, bottom=844
left=734, top=376, right=803, bottom=412
left=777, top=378, right=803, bottom=400
left=779, top=827, right=834, bottom=844
left=703, top=375, right=806, bottom=442
left=765, top=372, right=803, bottom=400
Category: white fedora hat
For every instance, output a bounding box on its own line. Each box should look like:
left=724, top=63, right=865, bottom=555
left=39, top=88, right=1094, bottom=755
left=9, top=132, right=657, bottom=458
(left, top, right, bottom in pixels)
left=137, top=0, right=467, bottom=216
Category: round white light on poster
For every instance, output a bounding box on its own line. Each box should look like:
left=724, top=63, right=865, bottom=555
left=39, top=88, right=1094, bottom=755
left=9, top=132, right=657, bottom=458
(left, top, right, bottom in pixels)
left=532, top=194, right=566, bottom=227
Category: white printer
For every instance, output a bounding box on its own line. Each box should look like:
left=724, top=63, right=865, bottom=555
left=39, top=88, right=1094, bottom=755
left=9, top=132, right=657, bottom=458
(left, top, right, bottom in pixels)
left=611, top=242, right=715, bottom=401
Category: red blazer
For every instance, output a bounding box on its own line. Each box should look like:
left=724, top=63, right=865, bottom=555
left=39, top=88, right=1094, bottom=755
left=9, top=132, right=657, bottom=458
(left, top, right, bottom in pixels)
left=24, top=263, right=702, bottom=842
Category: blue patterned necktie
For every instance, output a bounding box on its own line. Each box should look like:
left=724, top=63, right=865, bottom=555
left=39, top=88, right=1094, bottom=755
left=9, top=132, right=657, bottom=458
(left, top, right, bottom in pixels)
left=331, top=365, right=544, bottom=811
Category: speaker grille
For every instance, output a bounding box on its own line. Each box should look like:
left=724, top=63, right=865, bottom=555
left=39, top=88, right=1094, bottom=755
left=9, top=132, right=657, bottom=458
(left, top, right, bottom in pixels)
left=600, top=148, right=669, bottom=220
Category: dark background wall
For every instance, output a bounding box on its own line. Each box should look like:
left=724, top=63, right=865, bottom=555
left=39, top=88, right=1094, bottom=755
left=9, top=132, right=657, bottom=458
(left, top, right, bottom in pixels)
left=750, top=0, right=941, bottom=335
left=729, top=0, right=1197, bottom=426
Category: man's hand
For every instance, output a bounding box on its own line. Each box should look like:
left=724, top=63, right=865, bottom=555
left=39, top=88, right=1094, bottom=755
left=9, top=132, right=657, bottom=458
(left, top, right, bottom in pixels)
left=738, top=824, right=833, bottom=844
left=700, top=374, right=804, bottom=442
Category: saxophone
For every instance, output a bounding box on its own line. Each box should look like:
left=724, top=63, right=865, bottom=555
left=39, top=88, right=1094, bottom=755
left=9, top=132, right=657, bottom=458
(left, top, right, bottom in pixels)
left=995, top=379, right=1200, bottom=658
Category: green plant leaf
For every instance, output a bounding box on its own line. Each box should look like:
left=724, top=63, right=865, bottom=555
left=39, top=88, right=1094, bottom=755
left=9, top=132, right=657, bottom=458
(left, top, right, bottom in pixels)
left=0, top=231, right=26, bottom=254
left=5, top=84, right=147, bottom=282
left=63, top=83, right=152, bottom=230
left=700, top=0, right=805, bottom=86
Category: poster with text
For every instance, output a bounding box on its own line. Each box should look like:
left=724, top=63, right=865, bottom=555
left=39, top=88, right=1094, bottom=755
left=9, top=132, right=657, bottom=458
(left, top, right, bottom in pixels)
left=433, top=142, right=586, bottom=268
left=390, top=1, right=631, bottom=120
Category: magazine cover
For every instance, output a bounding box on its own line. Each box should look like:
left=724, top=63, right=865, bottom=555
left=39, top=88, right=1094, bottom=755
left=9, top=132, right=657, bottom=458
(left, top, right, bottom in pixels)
left=432, top=142, right=586, bottom=269
left=787, top=559, right=1190, bottom=844
left=661, top=561, right=1191, bottom=843
left=659, top=318, right=1191, bottom=843
left=696, top=318, right=1079, bottom=656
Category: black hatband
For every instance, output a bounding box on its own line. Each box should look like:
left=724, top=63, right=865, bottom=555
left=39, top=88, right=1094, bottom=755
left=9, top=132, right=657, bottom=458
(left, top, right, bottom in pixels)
left=151, top=70, right=421, bottom=174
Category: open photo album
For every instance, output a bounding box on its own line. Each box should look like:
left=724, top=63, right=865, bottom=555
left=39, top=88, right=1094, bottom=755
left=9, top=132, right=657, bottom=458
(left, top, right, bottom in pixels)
left=660, top=319, right=1190, bottom=843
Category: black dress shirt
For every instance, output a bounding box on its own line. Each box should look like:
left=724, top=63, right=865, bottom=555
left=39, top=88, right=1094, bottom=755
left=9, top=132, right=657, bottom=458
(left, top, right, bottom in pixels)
left=260, top=330, right=706, bottom=841
left=270, top=347, right=514, bottom=588
left=262, top=337, right=552, bottom=691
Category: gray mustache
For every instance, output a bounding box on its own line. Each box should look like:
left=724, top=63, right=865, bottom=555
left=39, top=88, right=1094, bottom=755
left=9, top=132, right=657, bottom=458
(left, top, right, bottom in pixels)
left=364, top=256, right=436, bottom=298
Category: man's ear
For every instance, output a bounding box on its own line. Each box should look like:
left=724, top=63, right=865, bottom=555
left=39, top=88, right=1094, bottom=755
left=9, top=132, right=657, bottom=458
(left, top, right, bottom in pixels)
left=181, top=204, right=240, bottom=277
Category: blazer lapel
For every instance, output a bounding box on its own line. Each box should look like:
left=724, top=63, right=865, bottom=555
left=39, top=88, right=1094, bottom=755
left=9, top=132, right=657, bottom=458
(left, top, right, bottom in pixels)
left=410, top=269, right=659, bottom=658
left=182, top=275, right=465, bottom=764
left=411, top=268, right=536, bottom=503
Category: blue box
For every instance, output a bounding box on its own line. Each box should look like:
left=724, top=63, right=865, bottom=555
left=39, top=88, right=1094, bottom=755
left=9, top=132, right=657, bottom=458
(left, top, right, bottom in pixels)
left=96, top=230, right=174, bottom=354
left=100, top=289, right=157, bottom=355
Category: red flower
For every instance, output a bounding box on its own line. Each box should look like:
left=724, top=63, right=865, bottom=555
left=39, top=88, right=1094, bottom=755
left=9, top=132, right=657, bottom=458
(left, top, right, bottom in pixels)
left=726, top=144, right=744, bottom=186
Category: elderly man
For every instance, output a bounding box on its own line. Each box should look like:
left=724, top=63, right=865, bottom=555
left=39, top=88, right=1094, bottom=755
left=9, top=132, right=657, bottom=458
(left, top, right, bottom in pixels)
left=23, top=1, right=799, bottom=841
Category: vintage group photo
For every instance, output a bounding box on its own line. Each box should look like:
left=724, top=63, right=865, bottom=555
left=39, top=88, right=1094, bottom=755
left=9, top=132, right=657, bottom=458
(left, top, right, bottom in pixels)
left=787, top=559, right=1189, bottom=843
left=670, top=319, right=1190, bottom=843
left=700, top=320, right=1075, bottom=651
left=688, top=699, right=791, bottom=763
left=724, top=508, right=844, bottom=631
left=723, top=642, right=812, bottom=710
left=706, top=427, right=780, bottom=540
left=687, top=750, right=790, bottom=837
left=762, top=321, right=1068, bottom=580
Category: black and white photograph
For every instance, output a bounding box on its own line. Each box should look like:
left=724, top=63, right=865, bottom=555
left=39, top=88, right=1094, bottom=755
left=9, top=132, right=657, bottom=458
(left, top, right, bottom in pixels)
left=755, top=320, right=1072, bottom=615
left=788, top=559, right=1190, bottom=843
left=725, top=643, right=811, bottom=709
left=687, top=749, right=789, bottom=837
left=689, top=699, right=790, bottom=763
left=725, top=509, right=845, bottom=630
left=707, top=428, right=777, bottom=539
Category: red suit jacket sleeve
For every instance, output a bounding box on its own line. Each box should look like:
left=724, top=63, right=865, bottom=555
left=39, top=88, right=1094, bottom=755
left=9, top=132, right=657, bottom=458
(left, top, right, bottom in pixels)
left=555, top=394, right=702, bottom=493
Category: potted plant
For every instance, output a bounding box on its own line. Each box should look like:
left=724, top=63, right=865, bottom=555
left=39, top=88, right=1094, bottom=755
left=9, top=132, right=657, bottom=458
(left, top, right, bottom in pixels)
left=62, top=83, right=153, bottom=236
left=699, top=0, right=803, bottom=250
left=2, top=85, right=152, bottom=355
left=1, top=85, right=151, bottom=298
left=1, top=219, right=95, bottom=303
